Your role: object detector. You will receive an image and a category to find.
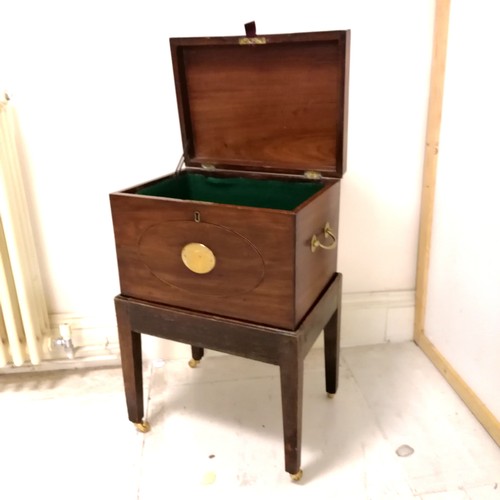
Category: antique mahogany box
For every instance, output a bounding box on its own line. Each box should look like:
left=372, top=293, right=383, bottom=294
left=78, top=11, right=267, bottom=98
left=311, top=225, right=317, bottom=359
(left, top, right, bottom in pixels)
left=110, top=29, right=350, bottom=330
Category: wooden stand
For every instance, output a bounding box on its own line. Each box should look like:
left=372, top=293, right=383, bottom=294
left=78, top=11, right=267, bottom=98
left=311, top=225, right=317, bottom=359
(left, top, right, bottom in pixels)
left=115, top=274, right=342, bottom=478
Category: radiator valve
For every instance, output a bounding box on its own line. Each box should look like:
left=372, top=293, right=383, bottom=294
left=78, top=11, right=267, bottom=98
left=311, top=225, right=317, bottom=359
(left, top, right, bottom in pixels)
left=52, top=323, right=75, bottom=359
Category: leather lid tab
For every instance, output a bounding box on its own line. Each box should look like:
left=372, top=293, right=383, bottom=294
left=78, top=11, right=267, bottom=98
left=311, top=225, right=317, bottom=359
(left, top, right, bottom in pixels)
left=244, top=21, right=257, bottom=37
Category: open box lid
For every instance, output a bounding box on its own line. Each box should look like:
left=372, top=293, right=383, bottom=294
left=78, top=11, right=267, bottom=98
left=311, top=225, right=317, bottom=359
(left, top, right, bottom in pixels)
left=170, top=27, right=350, bottom=179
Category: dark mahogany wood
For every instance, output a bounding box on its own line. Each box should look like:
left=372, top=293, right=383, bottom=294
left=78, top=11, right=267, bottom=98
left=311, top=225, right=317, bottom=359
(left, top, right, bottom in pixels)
left=115, top=300, right=144, bottom=424
left=191, top=346, right=204, bottom=361
left=111, top=28, right=348, bottom=476
left=110, top=190, right=296, bottom=329
left=115, top=273, right=342, bottom=476
left=170, top=30, right=350, bottom=178
left=294, top=180, right=340, bottom=325
left=110, top=29, right=349, bottom=331
left=110, top=175, right=339, bottom=330
left=324, top=306, right=342, bottom=395
left=279, top=339, right=303, bottom=474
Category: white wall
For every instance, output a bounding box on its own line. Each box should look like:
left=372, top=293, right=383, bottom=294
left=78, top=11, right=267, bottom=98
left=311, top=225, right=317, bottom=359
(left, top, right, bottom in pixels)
left=0, top=0, right=434, bottom=350
left=425, top=1, right=500, bottom=420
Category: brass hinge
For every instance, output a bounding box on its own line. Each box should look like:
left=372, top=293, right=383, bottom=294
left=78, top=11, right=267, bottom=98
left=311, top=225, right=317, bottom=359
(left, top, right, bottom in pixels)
left=174, top=153, right=185, bottom=175
left=239, top=36, right=267, bottom=45
left=304, top=171, right=322, bottom=180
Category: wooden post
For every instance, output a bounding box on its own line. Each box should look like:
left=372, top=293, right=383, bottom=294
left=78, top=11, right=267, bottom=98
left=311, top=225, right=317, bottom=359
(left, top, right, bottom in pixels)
left=414, top=0, right=500, bottom=446
left=414, top=0, right=451, bottom=343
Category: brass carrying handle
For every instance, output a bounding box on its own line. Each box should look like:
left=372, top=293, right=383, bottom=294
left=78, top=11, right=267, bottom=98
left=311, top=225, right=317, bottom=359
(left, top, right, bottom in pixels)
left=311, top=222, right=337, bottom=253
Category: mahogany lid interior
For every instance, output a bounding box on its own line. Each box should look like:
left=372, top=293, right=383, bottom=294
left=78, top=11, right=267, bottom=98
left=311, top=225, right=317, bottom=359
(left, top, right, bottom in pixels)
left=170, top=30, right=349, bottom=178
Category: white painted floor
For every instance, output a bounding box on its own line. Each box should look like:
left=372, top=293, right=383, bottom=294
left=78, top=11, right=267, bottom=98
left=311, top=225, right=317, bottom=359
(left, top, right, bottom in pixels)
left=1, top=342, right=499, bottom=499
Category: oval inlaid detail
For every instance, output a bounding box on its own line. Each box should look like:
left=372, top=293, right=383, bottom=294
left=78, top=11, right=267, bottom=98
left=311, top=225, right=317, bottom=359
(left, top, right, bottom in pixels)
left=138, top=221, right=265, bottom=296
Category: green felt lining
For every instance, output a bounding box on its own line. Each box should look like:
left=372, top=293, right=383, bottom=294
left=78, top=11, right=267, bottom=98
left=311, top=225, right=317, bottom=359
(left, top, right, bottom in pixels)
left=137, top=173, right=323, bottom=210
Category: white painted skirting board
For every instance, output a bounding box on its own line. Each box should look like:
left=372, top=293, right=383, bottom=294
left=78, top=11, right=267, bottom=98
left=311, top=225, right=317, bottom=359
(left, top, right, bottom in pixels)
left=341, top=290, right=415, bottom=347
left=0, top=290, right=415, bottom=372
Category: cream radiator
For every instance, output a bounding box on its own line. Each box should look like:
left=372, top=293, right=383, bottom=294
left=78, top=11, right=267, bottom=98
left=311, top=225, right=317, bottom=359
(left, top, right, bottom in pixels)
left=0, top=95, right=50, bottom=367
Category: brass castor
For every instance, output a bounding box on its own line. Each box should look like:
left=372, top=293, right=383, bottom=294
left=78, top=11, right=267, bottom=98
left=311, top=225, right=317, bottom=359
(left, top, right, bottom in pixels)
left=188, top=358, right=200, bottom=368
left=327, top=392, right=335, bottom=399
left=290, top=469, right=303, bottom=482
left=134, top=421, right=151, bottom=433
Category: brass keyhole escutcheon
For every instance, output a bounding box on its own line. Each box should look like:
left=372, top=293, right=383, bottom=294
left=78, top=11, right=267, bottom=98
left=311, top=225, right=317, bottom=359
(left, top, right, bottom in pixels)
left=181, top=243, right=216, bottom=274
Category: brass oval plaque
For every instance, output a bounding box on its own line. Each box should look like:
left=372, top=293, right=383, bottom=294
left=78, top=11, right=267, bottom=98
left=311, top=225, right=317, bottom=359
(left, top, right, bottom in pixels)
left=181, top=243, right=216, bottom=274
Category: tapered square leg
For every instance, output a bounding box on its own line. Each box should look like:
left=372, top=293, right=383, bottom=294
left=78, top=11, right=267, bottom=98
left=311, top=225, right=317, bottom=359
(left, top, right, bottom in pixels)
left=324, top=276, right=342, bottom=396
left=113, top=273, right=341, bottom=475
left=191, top=346, right=204, bottom=360
left=189, top=346, right=205, bottom=367
left=279, top=342, right=303, bottom=476
left=115, top=298, right=144, bottom=424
